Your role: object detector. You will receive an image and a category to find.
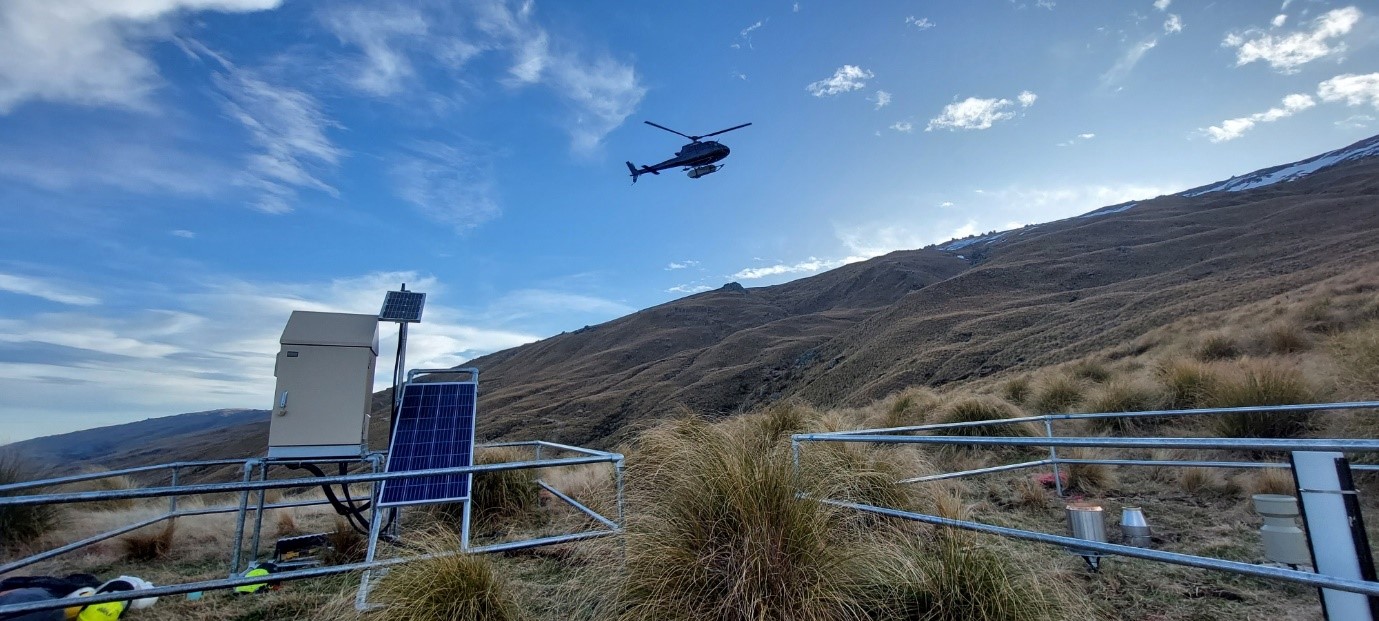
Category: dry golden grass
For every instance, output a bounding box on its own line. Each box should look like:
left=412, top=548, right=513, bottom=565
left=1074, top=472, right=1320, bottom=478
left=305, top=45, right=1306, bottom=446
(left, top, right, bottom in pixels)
left=1204, top=359, right=1316, bottom=438
left=1001, top=376, right=1033, bottom=405
left=56, top=470, right=141, bottom=511
left=1329, top=320, right=1379, bottom=397
left=1178, top=468, right=1237, bottom=497
left=936, top=396, right=1037, bottom=436
left=873, top=387, right=940, bottom=428
left=323, top=518, right=367, bottom=565
left=1068, top=359, right=1112, bottom=383
left=1251, top=322, right=1312, bottom=355
left=0, top=451, right=58, bottom=551
left=370, top=530, right=528, bottom=621
left=1249, top=469, right=1297, bottom=497
left=1030, top=375, right=1084, bottom=414
left=1155, top=358, right=1223, bottom=409
left=121, top=519, right=176, bottom=561
left=1082, top=379, right=1169, bottom=434
left=1064, top=452, right=1116, bottom=495
left=1195, top=332, right=1241, bottom=361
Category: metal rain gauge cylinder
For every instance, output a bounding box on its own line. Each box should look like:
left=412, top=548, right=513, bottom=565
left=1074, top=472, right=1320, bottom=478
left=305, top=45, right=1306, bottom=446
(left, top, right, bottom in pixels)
left=1252, top=493, right=1311, bottom=568
left=1066, top=503, right=1107, bottom=570
left=1120, top=506, right=1152, bottom=547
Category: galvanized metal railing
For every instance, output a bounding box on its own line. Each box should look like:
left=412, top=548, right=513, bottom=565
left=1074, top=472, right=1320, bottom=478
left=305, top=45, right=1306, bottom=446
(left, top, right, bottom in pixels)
left=0, top=442, right=625, bottom=617
left=791, top=401, right=1379, bottom=602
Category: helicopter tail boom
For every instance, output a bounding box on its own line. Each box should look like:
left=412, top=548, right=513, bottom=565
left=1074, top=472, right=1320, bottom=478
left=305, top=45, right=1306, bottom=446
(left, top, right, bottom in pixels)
left=626, top=161, right=659, bottom=183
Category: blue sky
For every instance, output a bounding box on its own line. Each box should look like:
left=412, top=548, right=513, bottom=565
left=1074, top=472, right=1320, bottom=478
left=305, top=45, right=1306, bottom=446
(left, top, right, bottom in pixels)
left=2, top=0, right=1378, bottom=442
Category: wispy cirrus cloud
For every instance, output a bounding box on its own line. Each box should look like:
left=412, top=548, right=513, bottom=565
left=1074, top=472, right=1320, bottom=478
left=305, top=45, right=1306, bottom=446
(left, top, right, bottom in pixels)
left=873, top=90, right=892, bottom=109
left=806, top=65, right=874, bottom=97
left=665, top=261, right=699, bottom=270
left=1223, top=6, right=1362, bottom=74
left=214, top=67, right=344, bottom=214
left=926, top=90, right=1036, bottom=131
left=890, top=121, right=914, bottom=133
left=0, top=273, right=99, bottom=306
left=319, top=0, right=645, bottom=153
left=390, top=140, right=502, bottom=233
left=1201, top=93, right=1315, bottom=142
left=0, top=0, right=282, bottom=114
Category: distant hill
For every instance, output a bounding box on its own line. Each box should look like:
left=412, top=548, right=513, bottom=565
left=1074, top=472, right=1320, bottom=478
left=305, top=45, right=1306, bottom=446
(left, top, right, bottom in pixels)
left=5, top=409, right=267, bottom=469
left=15, top=133, right=1379, bottom=469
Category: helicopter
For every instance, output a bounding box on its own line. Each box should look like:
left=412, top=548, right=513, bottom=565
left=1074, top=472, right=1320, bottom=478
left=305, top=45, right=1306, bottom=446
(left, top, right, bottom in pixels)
left=625, top=121, right=752, bottom=183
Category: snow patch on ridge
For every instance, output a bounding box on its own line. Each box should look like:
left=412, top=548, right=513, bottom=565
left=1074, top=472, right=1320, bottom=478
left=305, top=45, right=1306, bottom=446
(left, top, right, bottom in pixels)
left=1183, top=135, right=1379, bottom=197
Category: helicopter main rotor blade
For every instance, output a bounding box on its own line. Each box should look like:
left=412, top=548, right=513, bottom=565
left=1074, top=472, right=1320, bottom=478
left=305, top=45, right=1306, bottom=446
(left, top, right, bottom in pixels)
left=644, top=121, right=695, bottom=140
left=698, top=122, right=752, bottom=139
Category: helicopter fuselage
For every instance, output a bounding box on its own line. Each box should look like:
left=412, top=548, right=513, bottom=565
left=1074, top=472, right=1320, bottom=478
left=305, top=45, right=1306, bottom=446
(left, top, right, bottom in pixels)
left=649, top=141, right=729, bottom=173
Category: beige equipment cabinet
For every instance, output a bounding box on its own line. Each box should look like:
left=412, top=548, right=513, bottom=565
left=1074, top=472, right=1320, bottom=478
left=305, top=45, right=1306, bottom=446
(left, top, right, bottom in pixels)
left=267, top=311, right=380, bottom=459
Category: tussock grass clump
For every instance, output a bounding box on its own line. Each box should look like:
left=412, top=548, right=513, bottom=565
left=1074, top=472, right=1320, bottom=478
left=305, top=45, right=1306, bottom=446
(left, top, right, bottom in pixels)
left=1195, top=332, right=1241, bottom=361
left=59, top=471, right=140, bottom=511
left=121, top=519, right=176, bottom=561
left=323, top=518, right=366, bottom=565
left=1178, top=468, right=1236, bottom=497
left=1030, top=376, right=1084, bottom=414
left=471, top=447, right=540, bottom=529
left=0, top=451, right=58, bottom=550
left=372, top=531, right=527, bottom=621
left=1002, top=376, right=1033, bottom=405
left=1330, top=320, right=1379, bottom=396
left=1205, top=360, right=1316, bottom=438
left=1250, top=469, right=1297, bottom=497
left=937, top=396, right=1036, bottom=436
left=1083, top=379, right=1168, bottom=434
left=1068, top=360, right=1112, bottom=383
left=275, top=510, right=299, bottom=537
left=1253, top=322, right=1311, bottom=355
left=1011, top=476, right=1050, bottom=509
left=618, top=415, right=875, bottom=621
left=877, top=388, right=940, bottom=428
left=1156, top=358, right=1222, bottom=409
left=1064, top=452, right=1116, bottom=495
left=867, top=534, right=1071, bottom=621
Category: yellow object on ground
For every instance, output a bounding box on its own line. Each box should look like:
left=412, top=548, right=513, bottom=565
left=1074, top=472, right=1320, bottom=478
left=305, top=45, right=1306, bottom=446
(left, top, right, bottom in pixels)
left=233, top=567, right=272, bottom=594
left=76, top=600, right=125, bottom=621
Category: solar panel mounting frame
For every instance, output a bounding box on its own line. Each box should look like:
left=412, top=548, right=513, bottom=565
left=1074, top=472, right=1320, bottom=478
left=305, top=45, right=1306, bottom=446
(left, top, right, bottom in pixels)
left=379, top=290, right=426, bottom=323
left=377, top=378, right=478, bottom=507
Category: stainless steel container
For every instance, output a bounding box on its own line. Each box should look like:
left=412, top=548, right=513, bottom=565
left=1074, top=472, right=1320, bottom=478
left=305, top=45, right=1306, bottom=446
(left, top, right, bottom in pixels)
left=1120, top=506, right=1152, bottom=547
left=1066, top=503, right=1107, bottom=570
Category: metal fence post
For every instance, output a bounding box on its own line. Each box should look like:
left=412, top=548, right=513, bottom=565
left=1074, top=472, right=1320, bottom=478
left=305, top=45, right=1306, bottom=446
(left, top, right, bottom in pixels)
left=1045, top=418, right=1064, bottom=497
left=248, top=462, right=269, bottom=567
left=229, top=461, right=255, bottom=577
left=168, top=466, right=180, bottom=514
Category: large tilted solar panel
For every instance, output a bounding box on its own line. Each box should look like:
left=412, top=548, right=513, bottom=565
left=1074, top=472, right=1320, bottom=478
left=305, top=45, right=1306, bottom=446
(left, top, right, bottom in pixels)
left=379, top=290, right=426, bottom=323
left=378, top=381, right=476, bottom=507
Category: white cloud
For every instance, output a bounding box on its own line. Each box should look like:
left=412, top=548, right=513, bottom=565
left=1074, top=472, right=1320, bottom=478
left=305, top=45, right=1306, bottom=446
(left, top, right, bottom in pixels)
left=390, top=140, right=501, bottom=233
left=170, top=230, right=196, bottom=239
left=1272, top=14, right=1288, bottom=28
left=890, top=121, right=914, bottom=133
left=0, top=273, right=100, bottom=306
left=905, top=16, right=935, bottom=30
left=1102, top=38, right=1159, bottom=86
left=939, top=201, right=955, bottom=208
left=874, top=90, right=892, bottom=109
left=1318, top=73, right=1379, bottom=108
left=1035, top=0, right=1055, bottom=9
left=0, top=0, right=282, bottom=114
left=741, top=20, right=764, bottom=37
left=667, top=284, right=712, bottom=294
left=1154, top=0, right=1172, bottom=11
left=665, top=261, right=699, bottom=270
left=1223, top=7, right=1362, bottom=74
left=0, top=269, right=557, bottom=441
left=793, top=3, right=800, bottom=12
left=1164, top=14, right=1184, bottom=34
left=1336, top=114, right=1375, bottom=128
left=926, top=91, right=1036, bottom=131
left=837, top=183, right=1178, bottom=259
left=322, top=5, right=453, bottom=97
left=215, top=66, right=343, bottom=214
left=1057, top=132, right=1096, bottom=147
left=806, top=65, right=874, bottom=97
left=732, top=256, right=864, bottom=280
left=1201, top=93, right=1315, bottom=142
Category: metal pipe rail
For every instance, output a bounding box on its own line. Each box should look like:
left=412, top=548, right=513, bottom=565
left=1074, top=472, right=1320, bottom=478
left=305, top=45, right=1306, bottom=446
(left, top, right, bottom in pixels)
left=0, top=455, right=618, bottom=507
left=819, top=498, right=1379, bottom=598
left=0, top=458, right=252, bottom=494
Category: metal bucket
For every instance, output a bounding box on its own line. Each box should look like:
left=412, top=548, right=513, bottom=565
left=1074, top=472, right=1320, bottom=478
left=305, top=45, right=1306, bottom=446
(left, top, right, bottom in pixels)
left=1066, top=503, right=1107, bottom=570
left=1120, top=506, right=1152, bottom=547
